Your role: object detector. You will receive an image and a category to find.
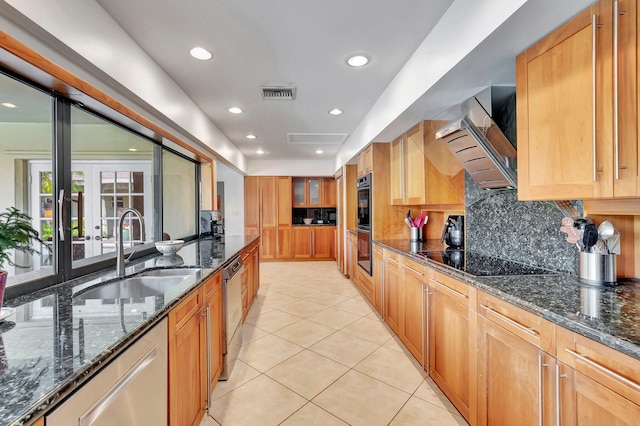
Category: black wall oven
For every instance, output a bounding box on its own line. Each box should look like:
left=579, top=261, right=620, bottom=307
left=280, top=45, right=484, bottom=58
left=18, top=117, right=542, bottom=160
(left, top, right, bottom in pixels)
left=357, top=173, right=372, bottom=275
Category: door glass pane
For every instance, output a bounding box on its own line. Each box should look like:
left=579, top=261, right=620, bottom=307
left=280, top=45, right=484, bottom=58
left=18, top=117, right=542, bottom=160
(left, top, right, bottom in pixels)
left=309, top=179, right=320, bottom=205
left=293, top=180, right=305, bottom=205
left=163, top=150, right=196, bottom=239
left=71, top=107, right=154, bottom=267
left=0, top=73, right=55, bottom=287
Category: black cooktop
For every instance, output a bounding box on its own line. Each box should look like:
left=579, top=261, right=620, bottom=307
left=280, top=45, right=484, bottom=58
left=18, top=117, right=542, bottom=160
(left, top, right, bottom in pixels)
left=415, top=250, right=558, bottom=277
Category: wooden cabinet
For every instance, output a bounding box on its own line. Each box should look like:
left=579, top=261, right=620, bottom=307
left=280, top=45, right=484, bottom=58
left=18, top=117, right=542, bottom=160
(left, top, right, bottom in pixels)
left=391, top=123, right=426, bottom=205
left=169, top=272, right=224, bottom=426
left=400, top=257, right=426, bottom=364
left=371, top=244, right=384, bottom=314
left=292, top=226, right=335, bottom=259
left=244, top=176, right=260, bottom=229
left=357, top=145, right=374, bottom=177
left=383, top=251, right=402, bottom=336
left=556, top=326, right=640, bottom=424
left=516, top=0, right=638, bottom=200
left=241, top=242, right=260, bottom=320
left=323, top=178, right=337, bottom=207
left=293, top=177, right=323, bottom=206
left=169, top=290, right=205, bottom=426
left=428, top=269, right=477, bottom=424
left=346, top=231, right=357, bottom=280
left=277, top=177, right=292, bottom=258
left=477, top=290, right=557, bottom=426
left=244, top=176, right=276, bottom=260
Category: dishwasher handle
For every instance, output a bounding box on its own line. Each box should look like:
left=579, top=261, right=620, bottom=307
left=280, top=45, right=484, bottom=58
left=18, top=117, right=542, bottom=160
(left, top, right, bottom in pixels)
left=223, top=256, right=244, bottom=280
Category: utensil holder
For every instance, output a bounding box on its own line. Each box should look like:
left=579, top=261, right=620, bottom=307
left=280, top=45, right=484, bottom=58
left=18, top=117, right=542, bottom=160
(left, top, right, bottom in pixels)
left=410, top=227, right=422, bottom=242
left=578, top=252, right=617, bottom=285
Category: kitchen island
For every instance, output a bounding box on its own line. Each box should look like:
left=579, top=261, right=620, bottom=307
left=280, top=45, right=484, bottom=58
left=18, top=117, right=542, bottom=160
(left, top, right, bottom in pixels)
left=0, top=235, right=259, bottom=426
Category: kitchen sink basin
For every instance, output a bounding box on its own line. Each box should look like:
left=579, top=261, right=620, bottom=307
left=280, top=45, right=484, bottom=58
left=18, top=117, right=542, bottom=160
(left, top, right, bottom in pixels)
left=73, top=268, right=201, bottom=300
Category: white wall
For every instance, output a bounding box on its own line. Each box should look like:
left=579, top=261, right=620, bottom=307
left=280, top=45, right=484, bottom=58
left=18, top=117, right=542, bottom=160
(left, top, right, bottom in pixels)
left=247, top=159, right=336, bottom=177
left=216, top=162, right=244, bottom=236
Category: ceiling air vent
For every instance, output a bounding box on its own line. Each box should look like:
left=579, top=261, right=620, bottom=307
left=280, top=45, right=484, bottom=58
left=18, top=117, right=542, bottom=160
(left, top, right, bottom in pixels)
left=260, top=86, right=296, bottom=100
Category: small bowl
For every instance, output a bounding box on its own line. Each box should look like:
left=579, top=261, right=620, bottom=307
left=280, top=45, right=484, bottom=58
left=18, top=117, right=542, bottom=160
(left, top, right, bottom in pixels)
left=155, top=240, right=185, bottom=256
left=303, top=218, right=313, bottom=225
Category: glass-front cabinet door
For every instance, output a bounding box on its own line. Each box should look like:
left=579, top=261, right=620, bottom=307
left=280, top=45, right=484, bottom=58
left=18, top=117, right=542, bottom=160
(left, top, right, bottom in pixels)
left=293, top=178, right=305, bottom=206
left=308, top=178, right=321, bottom=206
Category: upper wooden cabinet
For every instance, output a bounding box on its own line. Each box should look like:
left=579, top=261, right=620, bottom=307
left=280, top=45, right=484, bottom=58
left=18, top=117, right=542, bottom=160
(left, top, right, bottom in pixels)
left=390, top=121, right=464, bottom=207
left=517, top=0, right=638, bottom=200
left=357, top=145, right=373, bottom=177
left=292, top=177, right=334, bottom=207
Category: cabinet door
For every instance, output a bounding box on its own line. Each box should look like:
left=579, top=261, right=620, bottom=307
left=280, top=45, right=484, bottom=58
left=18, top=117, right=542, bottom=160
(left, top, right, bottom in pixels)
left=260, top=227, right=276, bottom=260
left=383, top=257, right=402, bottom=335
left=276, top=226, right=292, bottom=259
left=372, top=246, right=384, bottom=314
left=424, top=120, right=465, bottom=205
left=277, top=177, right=292, bottom=226
left=293, top=227, right=312, bottom=259
left=558, top=362, right=640, bottom=425
left=169, top=311, right=205, bottom=426
left=244, top=177, right=260, bottom=229
left=313, top=226, right=334, bottom=259
left=308, top=178, right=321, bottom=206
left=517, top=3, right=610, bottom=200
left=478, top=316, right=556, bottom=426
left=260, top=177, right=277, bottom=228
left=323, top=178, right=337, bottom=206
left=292, top=178, right=306, bottom=206
left=404, top=123, right=426, bottom=205
left=429, top=288, right=470, bottom=421
left=402, top=262, right=425, bottom=364
left=390, top=138, right=404, bottom=205
left=204, top=275, right=224, bottom=386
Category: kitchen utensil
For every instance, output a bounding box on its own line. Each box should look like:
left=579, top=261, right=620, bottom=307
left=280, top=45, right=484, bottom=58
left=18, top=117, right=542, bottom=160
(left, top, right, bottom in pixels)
left=597, top=220, right=615, bottom=240
left=582, top=223, right=599, bottom=253
left=303, top=218, right=313, bottom=225
left=404, top=217, right=413, bottom=228
left=579, top=252, right=617, bottom=285
left=555, top=200, right=581, bottom=219
left=607, top=230, right=621, bottom=255
left=591, top=238, right=609, bottom=255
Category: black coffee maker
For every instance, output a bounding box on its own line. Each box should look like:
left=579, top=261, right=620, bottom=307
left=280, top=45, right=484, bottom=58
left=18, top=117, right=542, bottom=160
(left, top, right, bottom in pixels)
left=441, top=215, right=464, bottom=248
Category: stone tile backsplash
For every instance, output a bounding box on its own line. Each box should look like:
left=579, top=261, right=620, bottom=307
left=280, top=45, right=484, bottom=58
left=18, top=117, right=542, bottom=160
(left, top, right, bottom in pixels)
left=464, top=173, right=580, bottom=274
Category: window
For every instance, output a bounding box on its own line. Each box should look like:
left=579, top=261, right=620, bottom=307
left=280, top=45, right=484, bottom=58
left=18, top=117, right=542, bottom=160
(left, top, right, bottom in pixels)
left=162, top=150, right=197, bottom=239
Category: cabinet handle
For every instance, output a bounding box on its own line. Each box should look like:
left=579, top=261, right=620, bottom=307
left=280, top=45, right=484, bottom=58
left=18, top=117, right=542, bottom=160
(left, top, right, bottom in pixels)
left=423, top=285, right=429, bottom=369
left=555, top=364, right=567, bottom=426
left=79, top=346, right=158, bottom=426
left=402, top=264, right=424, bottom=276
left=202, top=304, right=211, bottom=411
left=386, top=257, right=399, bottom=265
left=58, top=189, right=65, bottom=241
left=538, top=353, right=548, bottom=426
left=430, top=279, right=467, bottom=300
left=564, top=348, right=640, bottom=391
left=592, top=13, right=598, bottom=182
left=482, top=305, right=538, bottom=337
left=380, top=260, right=385, bottom=318
left=400, top=139, right=405, bottom=200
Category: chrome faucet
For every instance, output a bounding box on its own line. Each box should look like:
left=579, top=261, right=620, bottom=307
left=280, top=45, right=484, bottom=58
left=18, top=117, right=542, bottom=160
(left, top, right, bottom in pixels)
left=116, top=208, right=145, bottom=278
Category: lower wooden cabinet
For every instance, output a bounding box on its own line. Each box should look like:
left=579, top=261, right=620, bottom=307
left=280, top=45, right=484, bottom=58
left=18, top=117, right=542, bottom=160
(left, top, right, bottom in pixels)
left=260, top=226, right=276, bottom=260
left=292, top=226, right=335, bottom=259
left=276, top=226, right=292, bottom=259
left=428, top=270, right=477, bottom=424
left=372, top=244, right=384, bottom=314
left=168, top=271, right=223, bottom=426
left=383, top=252, right=402, bottom=336
left=346, top=231, right=357, bottom=279
left=400, top=257, right=426, bottom=364
left=293, top=227, right=312, bottom=259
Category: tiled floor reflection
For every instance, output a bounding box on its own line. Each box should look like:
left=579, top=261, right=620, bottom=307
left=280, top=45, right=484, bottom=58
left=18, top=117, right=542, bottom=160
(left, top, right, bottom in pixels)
left=203, top=261, right=467, bottom=426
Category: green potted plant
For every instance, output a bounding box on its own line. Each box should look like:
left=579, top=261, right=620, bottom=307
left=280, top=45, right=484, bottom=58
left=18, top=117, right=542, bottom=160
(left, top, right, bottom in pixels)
left=0, top=207, right=42, bottom=308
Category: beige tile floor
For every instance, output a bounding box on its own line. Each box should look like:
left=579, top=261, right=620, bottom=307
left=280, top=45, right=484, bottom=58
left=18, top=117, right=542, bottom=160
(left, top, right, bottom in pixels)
left=202, top=261, right=468, bottom=426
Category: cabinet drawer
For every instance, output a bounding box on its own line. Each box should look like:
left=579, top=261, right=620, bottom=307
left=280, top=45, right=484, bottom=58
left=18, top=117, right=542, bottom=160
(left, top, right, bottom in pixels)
left=430, top=270, right=475, bottom=309
left=401, top=256, right=426, bottom=279
left=478, top=291, right=555, bottom=354
left=384, top=249, right=400, bottom=263
left=557, top=327, right=640, bottom=406
left=168, top=289, right=201, bottom=336
left=203, top=271, right=222, bottom=297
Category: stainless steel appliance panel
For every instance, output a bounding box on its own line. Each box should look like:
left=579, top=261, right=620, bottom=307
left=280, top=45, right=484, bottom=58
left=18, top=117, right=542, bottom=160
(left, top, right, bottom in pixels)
left=357, top=229, right=372, bottom=275
left=220, top=256, right=243, bottom=380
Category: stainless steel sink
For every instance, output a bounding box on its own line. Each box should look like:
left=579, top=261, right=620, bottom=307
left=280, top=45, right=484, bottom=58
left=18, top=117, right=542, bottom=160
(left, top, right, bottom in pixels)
left=73, top=268, right=201, bottom=300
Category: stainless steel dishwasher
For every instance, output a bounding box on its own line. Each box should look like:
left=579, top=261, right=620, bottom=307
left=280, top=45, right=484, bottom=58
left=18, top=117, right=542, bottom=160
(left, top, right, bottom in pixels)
left=219, top=255, right=243, bottom=380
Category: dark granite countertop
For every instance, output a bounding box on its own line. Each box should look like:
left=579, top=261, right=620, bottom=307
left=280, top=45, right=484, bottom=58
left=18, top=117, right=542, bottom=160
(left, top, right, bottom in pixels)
left=0, top=235, right=259, bottom=426
left=375, top=239, right=640, bottom=362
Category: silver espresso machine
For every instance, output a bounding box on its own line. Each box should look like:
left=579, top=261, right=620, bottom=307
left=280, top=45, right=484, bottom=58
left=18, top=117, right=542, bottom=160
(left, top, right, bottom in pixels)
left=200, top=210, right=224, bottom=240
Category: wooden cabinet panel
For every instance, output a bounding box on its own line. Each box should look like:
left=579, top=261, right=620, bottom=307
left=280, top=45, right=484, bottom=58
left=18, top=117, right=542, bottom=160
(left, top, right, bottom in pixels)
left=204, top=274, right=223, bottom=385
left=260, top=227, right=276, bottom=260
left=390, top=138, right=404, bottom=205
left=276, top=226, right=292, bottom=259
left=277, top=177, right=292, bottom=226
left=404, top=123, right=426, bottom=205
left=293, top=227, right=311, bottom=259
left=423, top=120, right=465, bottom=206
left=383, top=255, right=402, bottom=336
left=478, top=315, right=556, bottom=426
left=346, top=231, right=357, bottom=280
left=401, top=257, right=425, bottom=363
left=260, top=177, right=277, bottom=227
left=372, top=244, right=384, bottom=314
left=292, top=177, right=328, bottom=207
left=323, top=178, right=337, bottom=207
left=517, top=0, right=638, bottom=200
left=313, top=226, right=335, bottom=259
left=244, top=176, right=259, bottom=229
left=357, top=145, right=373, bottom=177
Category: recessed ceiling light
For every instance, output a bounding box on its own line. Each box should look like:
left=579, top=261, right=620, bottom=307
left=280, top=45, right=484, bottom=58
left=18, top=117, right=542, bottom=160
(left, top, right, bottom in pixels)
left=128, top=148, right=138, bottom=152
left=255, top=149, right=265, bottom=155
left=316, top=149, right=324, bottom=154
left=347, top=55, right=369, bottom=67
left=189, top=47, right=212, bottom=60
left=246, top=134, right=257, bottom=140
left=228, top=107, right=243, bottom=114
left=1, top=102, right=17, bottom=108
left=329, top=108, right=343, bottom=115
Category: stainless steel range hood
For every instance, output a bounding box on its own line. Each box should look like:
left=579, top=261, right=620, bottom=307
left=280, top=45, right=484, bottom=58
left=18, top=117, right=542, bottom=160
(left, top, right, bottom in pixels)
left=436, top=94, right=517, bottom=189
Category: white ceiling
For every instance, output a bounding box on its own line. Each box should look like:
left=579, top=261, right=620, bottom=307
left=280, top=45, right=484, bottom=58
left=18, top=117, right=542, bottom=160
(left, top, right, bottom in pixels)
left=94, top=0, right=454, bottom=161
